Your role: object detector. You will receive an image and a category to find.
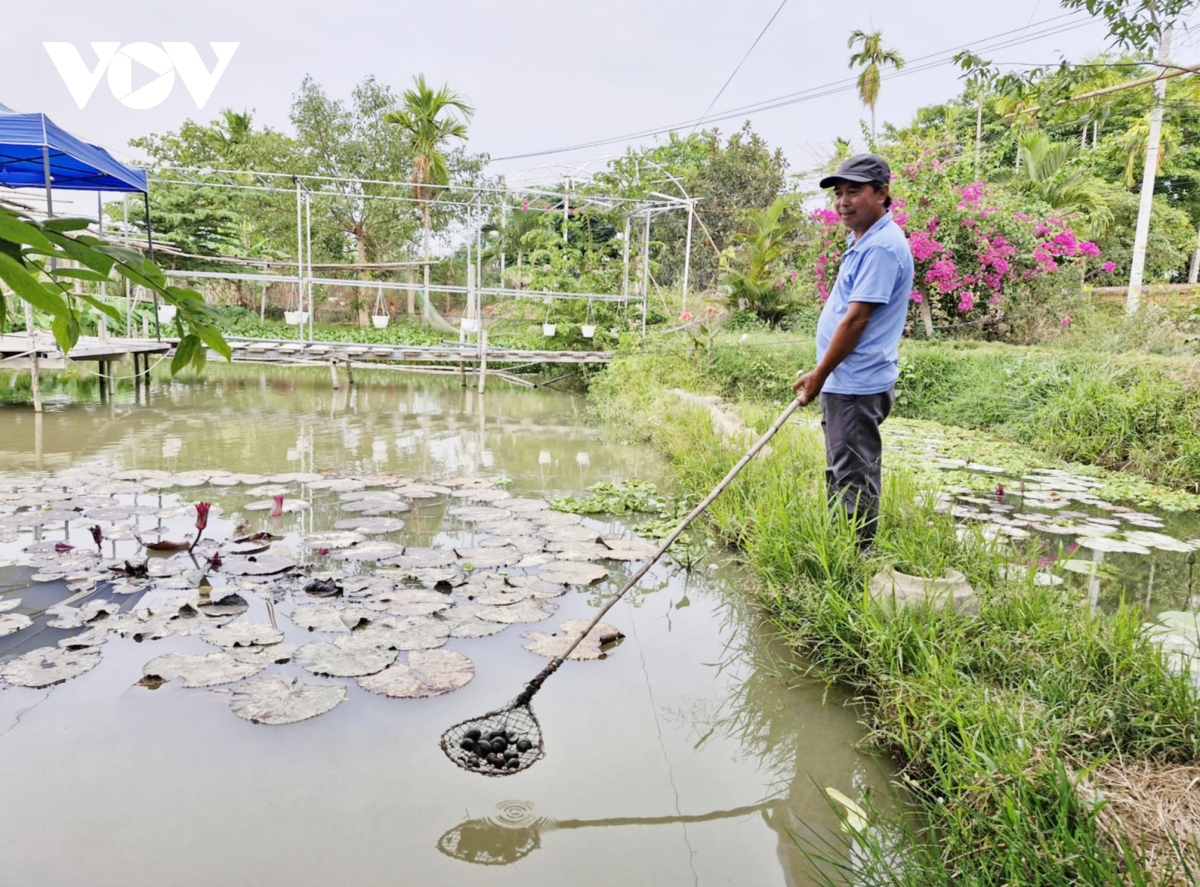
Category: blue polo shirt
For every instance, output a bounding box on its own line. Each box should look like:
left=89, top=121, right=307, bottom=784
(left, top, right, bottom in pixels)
left=815, top=210, right=914, bottom=395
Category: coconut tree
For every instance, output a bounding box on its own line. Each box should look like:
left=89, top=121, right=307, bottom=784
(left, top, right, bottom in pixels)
left=383, top=76, right=474, bottom=318
left=992, top=130, right=1115, bottom=237
left=847, top=30, right=905, bottom=145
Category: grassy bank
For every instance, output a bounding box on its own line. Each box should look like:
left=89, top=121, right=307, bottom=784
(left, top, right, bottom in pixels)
left=590, top=346, right=1200, bottom=885
left=670, top=332, right=1200, bottom=493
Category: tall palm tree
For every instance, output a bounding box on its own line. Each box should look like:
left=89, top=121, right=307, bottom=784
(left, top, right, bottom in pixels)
left=847, top=30, right=905, bottom=145
left=383, top=76, right=474, bottom=317
left=992, top=130, right=1115, bottom=237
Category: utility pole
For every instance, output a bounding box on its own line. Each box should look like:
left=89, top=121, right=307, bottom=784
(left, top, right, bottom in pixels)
left=1127, top=25, right=1173, bottom=315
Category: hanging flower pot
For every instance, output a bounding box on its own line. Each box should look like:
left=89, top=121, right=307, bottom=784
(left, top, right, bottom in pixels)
left=460, top=318, right=480, bottom=333
left=372, top=315, right=390, bottom=329
left=297, top=311, right=310, bottom=324
left=542, top=323, right=557, bottom=337
left=156, top=304, right=177, bottom=324
left=581, top=324, right=596, bottom=339
left=284, top=310, right=301, bottom=325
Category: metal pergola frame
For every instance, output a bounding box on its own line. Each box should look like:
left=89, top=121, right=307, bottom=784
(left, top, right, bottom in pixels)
left=122, top=165, right=693, bottom=341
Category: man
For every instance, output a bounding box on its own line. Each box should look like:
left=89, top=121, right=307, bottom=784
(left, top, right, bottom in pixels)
left=792, top=153, right=914, bottom=550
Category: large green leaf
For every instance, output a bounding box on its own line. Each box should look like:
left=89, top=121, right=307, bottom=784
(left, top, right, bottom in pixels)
left=51, top=267, right=113, bottom=284
left=193, top=322, right=232, bottom=360
left=0, top=253, right=70, bottom=320
left=0, top=212, right=56, bottom=253
left=75, top=294, right=124, bottom=325
left=171, top=334, right=200, bottom=374
left=41, top=218, right=93, bottom=233
left=50, top=312, right=81, bottom=353
left=43, top=231, right=117, bottom=275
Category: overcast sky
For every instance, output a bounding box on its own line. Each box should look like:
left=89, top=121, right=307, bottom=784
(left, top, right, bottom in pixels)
left=3, top=0, right=1198, bottom=196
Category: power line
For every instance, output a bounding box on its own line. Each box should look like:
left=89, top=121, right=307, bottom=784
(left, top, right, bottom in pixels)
left=491, top=12, right=1092, bottom=162
left=688, top=0, right=790, bottom=136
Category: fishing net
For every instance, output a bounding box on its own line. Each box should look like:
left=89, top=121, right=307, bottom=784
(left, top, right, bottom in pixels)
left=439, top=660, right=558, bottom=777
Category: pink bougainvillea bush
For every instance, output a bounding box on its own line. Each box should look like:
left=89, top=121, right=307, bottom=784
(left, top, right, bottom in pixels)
left=801, top=154, right=1100, bottom=338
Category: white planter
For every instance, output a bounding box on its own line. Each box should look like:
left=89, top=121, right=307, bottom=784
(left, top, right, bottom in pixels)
left=156, top=304, right=177, bottom=324
left=372, top=315, right=390, bottom=329
left=284, top=310, right=300, bottom=325
left=542, top=323, right=557, bottom=337
left=297, top=311, right=310, bottom=324
left=460, top=318, right=480, bottom=333
left=581, top=324, right=596, bottom=338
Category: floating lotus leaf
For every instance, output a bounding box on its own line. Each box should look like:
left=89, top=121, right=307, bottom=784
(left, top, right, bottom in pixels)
left=141, top=651, right=266, bottom=688
left=209, top=473, right=267, bottom=487
left=446, top=506, right=511, bottom=522
left=339, top=576, right=395, bottom=599
left=544, top=541, right=608, bottom=560
left=197, top=593, right=250, bottom=618
left=108, top=469, right=163, bottom=481
left=229, top=644, right=297, bottom=666
left=436, top=603, right=509, bottom=638
left=328, top=541, right=406, bottom=562
left=243, top=499, right=309, bottom=513
left=293, top=638, right=397, bottom=677
left=59, top=627, right=110, bottom=648
left=1076, top=537, right=1152, bottom=555
left=1121, top=531, right=1192, bottom=553
left=200, top=622, right=284, bottom=648
left=1034, top=522, right=1087, bottom=536
left=455, top=546, right=524, bottom=569
left=477, top=599, right=555, bottom=624
left=340, top=490, right=402, bottom=503
left=345, top=615, right=450, bottom=651
left=332, top=517, right=406, bottom=534
left=516, top=554, right=555, bottom=569
left=243, top=485, right=291, bottom=497
left=357, top=649, right=474, bottom=698
left=407, top=566, right=467, bottom=588
left=46, top=599, right=118, bottom=629
left=505, top=498, right=550, bottom=513
left=381, top=548, right=457, bottom=569
left=0, top=647, right=102, bottom=688
left=302, top=577, right=342, bottom=598
left=229, top=677, right=347, bottom=725
left=363, top=589, right=452, bottom=617
left=270, top=472, right=324, bottom=484
left=602, top=539, right=658, bottom=560
left=451, top=488, right=512, bottom=502
left=221, top=554, right=297, bottom=576
left=0, top=598, right=21, bottom=612
left=474, top=519, right=540, bottom=537
left=289, top=605, right=372, bottom=633
left=522, top=619, right=625, bottom=660
left=535, top=560, right=609, bottom=586
left=340, top=499, right=411, bottom=515
left=91, top=481, right=148, bottom=495
left=528, top=510, right=584, bottom=527
left=477, top=535, right=545, bottom=554
left=504, top=575, right=570, bottom=599
left=1062, top=558, right=1107, bottom=576
left=463, top=586, right=529, bottom=606
left=541, top=526, right=604, bottom=544
left=305, top=478, right=365, bottom=492
left=84, top=505, right=159, bottom=521
left=0, top=612, right=32, bottom=637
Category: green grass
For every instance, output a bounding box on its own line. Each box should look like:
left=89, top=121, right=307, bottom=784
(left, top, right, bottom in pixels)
left=590, top=350, right=1200, bottom=885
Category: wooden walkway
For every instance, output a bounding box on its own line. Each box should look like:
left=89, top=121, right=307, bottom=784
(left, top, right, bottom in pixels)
left=222, top=336, right=614, bottom=366
left=0, top=333, right=171, bottom=370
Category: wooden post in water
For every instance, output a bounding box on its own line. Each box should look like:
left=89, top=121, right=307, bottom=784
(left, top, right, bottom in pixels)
left=477, top=329, right=488, bottom=394
left=329, top=357, right=340, bottom=391
left=344, top=359, right=355, bottom=387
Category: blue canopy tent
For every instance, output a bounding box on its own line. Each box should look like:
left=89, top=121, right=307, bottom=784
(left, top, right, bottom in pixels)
left=0, top=101, right=161, bottom=337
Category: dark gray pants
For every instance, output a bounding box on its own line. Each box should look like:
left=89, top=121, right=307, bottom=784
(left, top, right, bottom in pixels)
left=820, top=388, right=895, bottom=548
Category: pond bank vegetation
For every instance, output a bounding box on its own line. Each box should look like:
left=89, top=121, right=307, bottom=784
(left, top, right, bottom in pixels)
left=590, top=343, right=1200, bottom=886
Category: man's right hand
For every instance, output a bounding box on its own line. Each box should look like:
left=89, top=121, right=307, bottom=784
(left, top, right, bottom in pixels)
left=793, top=369, right=825, bottom=406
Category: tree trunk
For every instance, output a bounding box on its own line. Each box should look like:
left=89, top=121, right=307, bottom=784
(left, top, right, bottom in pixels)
left=355, top=234, right=370, bottom=328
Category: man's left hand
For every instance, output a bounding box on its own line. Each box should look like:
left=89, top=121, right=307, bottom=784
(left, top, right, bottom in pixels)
left=793, top=369, right=825, bottom=406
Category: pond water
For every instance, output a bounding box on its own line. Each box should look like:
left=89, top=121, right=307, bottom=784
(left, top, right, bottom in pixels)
left=0, top=366, right=885, bottom=887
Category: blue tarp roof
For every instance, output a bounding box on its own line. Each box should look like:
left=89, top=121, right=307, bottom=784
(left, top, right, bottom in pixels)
left=0, top=103, right=147, bottom=193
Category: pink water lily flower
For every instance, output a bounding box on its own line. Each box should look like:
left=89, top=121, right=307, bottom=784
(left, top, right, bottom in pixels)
left=270, top=494, right=285, bottom=518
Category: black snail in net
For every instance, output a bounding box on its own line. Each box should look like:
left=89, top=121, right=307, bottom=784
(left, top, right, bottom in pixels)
left=439, top=395, right=806, bottom=776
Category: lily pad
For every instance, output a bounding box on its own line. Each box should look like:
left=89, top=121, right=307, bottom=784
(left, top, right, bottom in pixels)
left=244, top=499, right=309, bottom=513
left=477, top=599, right=555, bottom=624
left=407, top=566, right=468, bottom=588
left=303, top=531, right=366, bottom=550
left=1121, top=531, right=1193, bottom=553
left=435, top=604, right=509, bottom=638
left=451, top=488, right=512, bottom=503
left=522, top=619, right=625, bottom=660
left=477, top=535, right=545, bottom=554
left=446, top=506, right=511, bottom=522
left=340, top=500, right=411, bottom=515
left=293, top=639, right=397, bottom=677
left=544, top=541, right=609, bottom=560
left=332, top=517, right=406, bottom=534
left=535, top=560, right=610, bottom=586
left=363, top=589, right=453, bottom=617
left=141, top=651, right=266, bottom=688
left=357, top=649, right=474, bottom=698
left=0, top=647, right=102, bottom=688
left=230, top=677, right=347, bottom=725
left=474, top=519, right=541, bottom=537
left=381, top=548, right=457, bottom=569
left=344, top=615, right=450, bottom=651
left=602, top=539, right=659, bottom=560
left=1076, top=536, right=1153, bottom=555
left=328, top=541, right=406, bottom=562
left=529, top=510, right=584, bottom=527
left=541, top=526, right=604, bottom=544
left=289, top=605, right=372, bottom=633
left=0, top=612, right=32, bottom=637
left=221, top=554, right=297, bottom=576
left=454, top=546, right=524, bottom=569
left=200, top=622, right=285, bottom=648
left=197, top=593, right=250, bottom=618
left=505, top=498, right=550, bottom=513
left=0, top=598, right=23, bottom=612
left=46, top=599, right=118, bottom=629
left=504, top=575, right=571, bottom=599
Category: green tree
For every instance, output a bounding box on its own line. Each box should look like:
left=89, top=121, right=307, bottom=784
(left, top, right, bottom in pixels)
left=992, top=130, right=1116, bottom=236
left=847, top=29, right=905, bottom=145
left=383, top=75, right=475, bottom=315
left=1058, top=0, right=1199, bottom=51
left=721, top=196, right=802, bottom=327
